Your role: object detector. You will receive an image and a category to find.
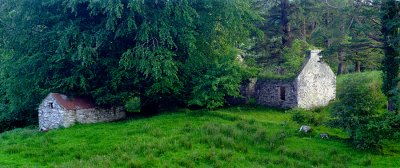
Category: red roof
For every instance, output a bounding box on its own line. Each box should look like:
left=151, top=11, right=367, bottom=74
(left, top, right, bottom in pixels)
left=51, top=93, right=95, bottom=110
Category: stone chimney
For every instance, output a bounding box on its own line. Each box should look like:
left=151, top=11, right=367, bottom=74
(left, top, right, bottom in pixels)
left=309, top=50, right=322, bottom=62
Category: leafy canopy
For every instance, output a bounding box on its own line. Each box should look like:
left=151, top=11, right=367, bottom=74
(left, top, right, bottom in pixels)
left=0, top=0, right=262, bottom=130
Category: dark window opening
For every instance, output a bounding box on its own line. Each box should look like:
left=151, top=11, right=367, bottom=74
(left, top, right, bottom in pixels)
left=279, top=87, right=286, bottom=101
left=49, top=102, right=53, bottom=109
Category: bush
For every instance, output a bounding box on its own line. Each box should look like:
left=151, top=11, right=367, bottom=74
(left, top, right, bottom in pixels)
left=125, top=97, right=141, bottom=112
left=349, top=113, right=400, bottom=149
left=290, top=109, right=326, bottom=126
left=282, top=40, right=317, bottom=76
left=331, top=72, right=387, bottom=149
left=257, top=39, right=317, bottom=80
left=188, top=49, right=257, bottom=109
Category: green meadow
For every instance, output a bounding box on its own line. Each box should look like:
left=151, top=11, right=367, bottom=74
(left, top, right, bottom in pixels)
left=0, top=71, right=399, bottom=168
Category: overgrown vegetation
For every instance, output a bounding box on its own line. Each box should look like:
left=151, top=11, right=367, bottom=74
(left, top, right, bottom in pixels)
left=251, top=0, right=383, bottom=75
left=0, top=1, right=398, bottom=166
left=0, top=71, right=399, bottom=167
left=290, top=108, right=328, bottom=126
left=0, top=106, right=399, bottom=167
left=257, top=39, right=316, bottom=80
left=331, top=72, right=387, bottom=149
left=0, top=0, right=261, bottom=131
left=0, top=0, right=397, bottom=135
left=286, top=71, right=399, bottom=150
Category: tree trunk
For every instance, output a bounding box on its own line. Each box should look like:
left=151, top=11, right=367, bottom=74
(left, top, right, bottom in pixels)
left=302, top=17, right=306, bottom=41
left=326, top=39, right=332, bottom=48
left=281, top=0, right=292, bottom=47
left=355, top=61, right=361, bottom=72
left=337, top=51, right=346, bottom=75
left=388, top=99, right=395, bottom=112
left=381, top=0, right=400, bottom=112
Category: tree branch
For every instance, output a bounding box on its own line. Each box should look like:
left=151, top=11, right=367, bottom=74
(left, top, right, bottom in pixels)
left=325, top=0, right=339, bottom=9
left=367, top=33, right=383, bottom=43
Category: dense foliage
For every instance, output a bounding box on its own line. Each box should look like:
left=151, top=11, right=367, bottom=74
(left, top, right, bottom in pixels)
left=0, top=0, right=261, bottom=131
left=258, top=39, right=316, bottom=79
left=381, top=0, right=400, bottom=111
left=0, top=0, right=398, bottom=150
left=331, top=72, right=390, bottom=149
left=251, top=0, right=383, bottom=75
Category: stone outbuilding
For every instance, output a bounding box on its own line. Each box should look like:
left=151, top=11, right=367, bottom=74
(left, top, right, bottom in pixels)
left=38, top=93, right=125, bottom=131
left=246, top=50, right=336, bottom=109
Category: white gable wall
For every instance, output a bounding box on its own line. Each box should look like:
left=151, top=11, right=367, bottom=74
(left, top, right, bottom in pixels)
left=38, top=95, right=67, bottom=130
left=295, top=50, right=336, bottom=109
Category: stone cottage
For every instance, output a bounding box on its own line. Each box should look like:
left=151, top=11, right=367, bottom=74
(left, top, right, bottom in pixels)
left=253, top=50, right=336, bottom=109
left=38, top=93, right=125, bottom=131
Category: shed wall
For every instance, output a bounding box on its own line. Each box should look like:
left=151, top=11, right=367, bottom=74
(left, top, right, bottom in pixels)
left=76, top=107, right=125, bottom=124
left=63, top=110, right=76, bottom=128
left=38, top=95, right=65, bottom=130
left=254, top=80, right=297, bottom=108
left=39, top=94, right=126, bottom=130
left=227, top=78, right=257, bottom=105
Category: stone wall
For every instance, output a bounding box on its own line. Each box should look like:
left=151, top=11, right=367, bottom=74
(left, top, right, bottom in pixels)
left=63, top=110, right=76, bottom=128
left=75, top=107, right=125, bottom=124
left=228, top=50, right=336, bottom=109
left=254, top=79, right=297, bottom=108
left=295, top=50, right=336, bottom=109
left=39, top=94, right=126, bottom=130
left=38, top=95, right=66, bottom=130
left=227, top=79, right=257, bottom=105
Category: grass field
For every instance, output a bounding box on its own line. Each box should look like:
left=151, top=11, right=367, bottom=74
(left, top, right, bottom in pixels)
left=0, top=71, right=399, bottom=167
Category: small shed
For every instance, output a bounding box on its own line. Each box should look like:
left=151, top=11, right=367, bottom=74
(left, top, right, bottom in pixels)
left=38, top=93, right=125, bottom=131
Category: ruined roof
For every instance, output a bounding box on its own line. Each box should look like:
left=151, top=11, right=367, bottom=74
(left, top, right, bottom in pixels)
left=257, top=50, right=324, bottom=81
left=51, top=93, right=95, bottom=110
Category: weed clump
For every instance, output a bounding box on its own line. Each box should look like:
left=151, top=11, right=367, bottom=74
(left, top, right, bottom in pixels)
left=290, top=108, right=326, bottom=126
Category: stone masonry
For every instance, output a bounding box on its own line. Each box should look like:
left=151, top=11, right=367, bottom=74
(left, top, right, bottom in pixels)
left=295, top=50, right=336, bottom=108
left=253, top=50, right=336, bottom=109
left=254, top=80, right=297, bottom=108
left=38, top=93, right=126, bottom=131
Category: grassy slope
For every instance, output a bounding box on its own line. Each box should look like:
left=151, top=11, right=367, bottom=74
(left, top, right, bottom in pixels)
left=0, top=71, right=399, bottom=167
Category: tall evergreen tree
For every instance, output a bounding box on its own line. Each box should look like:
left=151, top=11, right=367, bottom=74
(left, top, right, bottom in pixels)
left=381, top=0, right=400, bottom=112
left=252, top=0, right=383, bottom=75
left=281, top=0, right=292, bottom=47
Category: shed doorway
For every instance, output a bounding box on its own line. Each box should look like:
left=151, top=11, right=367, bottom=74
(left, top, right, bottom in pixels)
left=279, top=86, right=286, bottom=101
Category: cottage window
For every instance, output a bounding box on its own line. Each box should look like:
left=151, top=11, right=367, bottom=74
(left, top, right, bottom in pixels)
left=279, top=86, right=286, bottom=101
left=48, top=102, right=53, bottom=109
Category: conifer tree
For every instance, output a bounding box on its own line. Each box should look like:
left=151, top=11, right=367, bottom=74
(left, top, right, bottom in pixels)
left=381, top=0, right=400, bottom=112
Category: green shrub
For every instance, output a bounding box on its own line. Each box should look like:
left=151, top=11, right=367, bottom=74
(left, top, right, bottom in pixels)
left=331, top=72, right=387, bottom=149
left=290, top=109, right=326, bottom=126
left=257, top=39, right=317, bottom=80
left=363, top=112, right=400, bottom=149
left=282, top=39, right=317, bottom=76
left=125, top=97, right=141, bottom=112
left=188, top=49, right=258, bottom=109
